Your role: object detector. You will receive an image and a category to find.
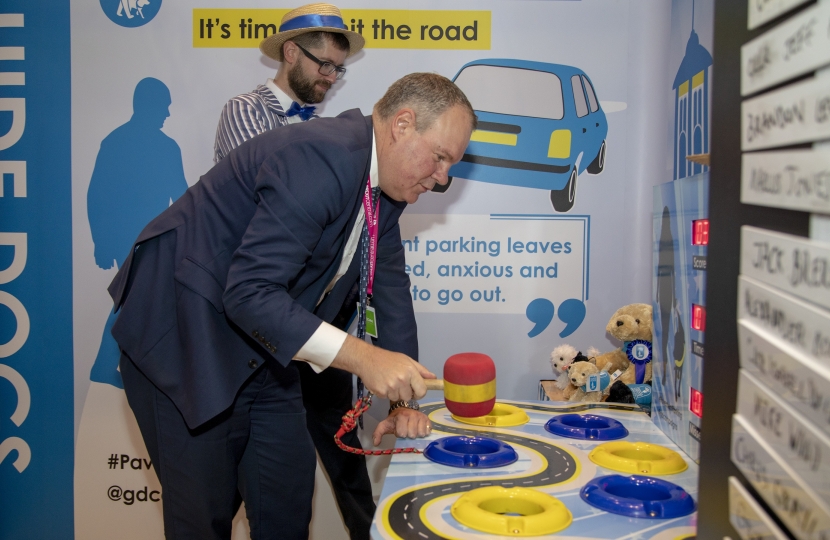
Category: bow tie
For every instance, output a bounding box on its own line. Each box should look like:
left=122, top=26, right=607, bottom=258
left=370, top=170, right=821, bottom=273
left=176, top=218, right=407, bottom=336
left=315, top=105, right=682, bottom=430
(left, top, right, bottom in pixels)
left=285, top=101, right=316, bottom=120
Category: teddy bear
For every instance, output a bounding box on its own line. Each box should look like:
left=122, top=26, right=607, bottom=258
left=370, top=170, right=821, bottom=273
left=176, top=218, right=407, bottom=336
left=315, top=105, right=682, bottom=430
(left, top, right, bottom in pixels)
left=550, top=345, right=603, bottom=401
left=599, top=304, right=654, bottom=406
left=591, top=303, right=653, bottom=381
left=611, top=303, right=654, bottom=387
left=551, top=345, right=601, bottom=389
left=563, top=353, right=587, bottom=400
left=550, top=344, right=578, bottom=390
left=567, top=361, right=610, bottom=403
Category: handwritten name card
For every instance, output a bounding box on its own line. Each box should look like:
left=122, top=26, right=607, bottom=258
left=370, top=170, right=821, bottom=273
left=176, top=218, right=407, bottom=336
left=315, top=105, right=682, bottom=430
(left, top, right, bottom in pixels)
left=731, top=414, right=830, bottom=540
left=742, top=148, right=830, bottom=213
left=729, top=476, right=790, bottom=540
left=743, top=2, right=830, bottom=95
left=740, top=226, right=830, bottom=310
left=737, top=369, right=830, bottom=501
left=738, top=275, right=830, bottom=367
left=748, top=0, right=811, bottom=30
left=739, top=320, right=830, bottom=437
left=742, top=76, right=830, bottom=151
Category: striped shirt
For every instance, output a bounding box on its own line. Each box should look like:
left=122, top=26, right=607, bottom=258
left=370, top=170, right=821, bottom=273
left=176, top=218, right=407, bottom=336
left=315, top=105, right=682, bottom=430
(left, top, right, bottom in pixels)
left=212, top=78, right=359, bottom=373
left=213, top=79, right=316, bottom=162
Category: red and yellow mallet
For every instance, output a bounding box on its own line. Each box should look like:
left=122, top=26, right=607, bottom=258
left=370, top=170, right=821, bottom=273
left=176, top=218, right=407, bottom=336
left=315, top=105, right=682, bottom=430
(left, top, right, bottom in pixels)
left=424, top=352, right=496, bottom=418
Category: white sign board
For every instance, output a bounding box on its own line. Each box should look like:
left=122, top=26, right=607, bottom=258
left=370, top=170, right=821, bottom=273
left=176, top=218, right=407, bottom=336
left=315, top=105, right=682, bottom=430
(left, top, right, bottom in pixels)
left=739, top=319, right=830, bottom=437
left=737, top=275, right=830, bottom=368
left=742, top=76, right=830, bottom=151
left=741, top=148, right=830, bottom=214
left=737, top=369, right=830, bottom=502
left=731, top=414, right=830, bottom=540
left=740, top=226, right=830, bottom=310
left=399, top=214, right=588, bottom=315
left=729, top=476, right=790, bottom=540
left=748, top=0, right=811, bottom=30
left=742, top=2, right=830, bottom=95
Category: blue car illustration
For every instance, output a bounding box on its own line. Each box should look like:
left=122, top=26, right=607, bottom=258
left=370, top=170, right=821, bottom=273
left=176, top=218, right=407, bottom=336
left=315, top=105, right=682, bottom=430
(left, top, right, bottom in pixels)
left=444, top=59, right=608, bottom=212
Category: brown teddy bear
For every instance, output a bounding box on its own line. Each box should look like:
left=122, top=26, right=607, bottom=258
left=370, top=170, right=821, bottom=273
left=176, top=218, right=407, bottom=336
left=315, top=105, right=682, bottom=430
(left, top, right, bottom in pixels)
left=614, top=304, right=653, bottom=387
left=567, top=361, right=610, bottom=403
left=592, top=303, right=653, bottom=382
left=558, top=351, right=592, bottom=400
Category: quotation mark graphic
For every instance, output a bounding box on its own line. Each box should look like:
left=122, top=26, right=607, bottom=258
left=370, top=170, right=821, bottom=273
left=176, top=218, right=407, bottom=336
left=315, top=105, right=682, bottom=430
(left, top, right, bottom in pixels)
left=525, top=298, right=586, bottom=338
left=525, top=299, right=554, bottom=338
left=557, top=299, right=586, bottom=338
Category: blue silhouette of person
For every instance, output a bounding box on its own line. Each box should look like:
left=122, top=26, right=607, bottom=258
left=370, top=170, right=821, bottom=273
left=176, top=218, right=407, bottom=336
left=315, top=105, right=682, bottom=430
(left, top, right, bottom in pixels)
left=87, top=77, right=187, bottom=388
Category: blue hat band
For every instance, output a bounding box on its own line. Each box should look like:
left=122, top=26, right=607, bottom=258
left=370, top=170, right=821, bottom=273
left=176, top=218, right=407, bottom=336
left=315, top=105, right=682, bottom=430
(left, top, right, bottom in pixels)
left=279, top=14, right=347, bottom=32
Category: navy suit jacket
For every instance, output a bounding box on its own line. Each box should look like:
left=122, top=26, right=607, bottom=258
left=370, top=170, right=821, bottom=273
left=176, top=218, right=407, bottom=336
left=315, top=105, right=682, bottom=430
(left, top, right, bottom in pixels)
left=109, top=110, right=418, bottom=429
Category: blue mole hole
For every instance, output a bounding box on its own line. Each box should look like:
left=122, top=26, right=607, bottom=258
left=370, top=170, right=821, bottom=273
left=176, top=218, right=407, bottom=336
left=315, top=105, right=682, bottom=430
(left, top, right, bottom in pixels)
left=604, top=483, right=672, bottom=502
left=562, top=416, right=610, bottom=429
left=445, top=441, right=499, bottom=455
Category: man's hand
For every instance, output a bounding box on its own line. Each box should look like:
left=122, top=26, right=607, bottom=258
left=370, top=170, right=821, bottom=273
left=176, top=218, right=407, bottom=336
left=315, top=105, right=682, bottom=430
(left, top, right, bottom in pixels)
left=372, top=408, right=432, bottom=446
left=330, top=335, right=436, bottom=401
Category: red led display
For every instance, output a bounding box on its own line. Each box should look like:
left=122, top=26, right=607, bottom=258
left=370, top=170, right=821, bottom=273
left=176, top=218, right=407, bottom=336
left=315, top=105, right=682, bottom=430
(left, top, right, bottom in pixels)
left=690, top=387, right=703, bottom=417
left=691, top=304, right=706, bottom=332
left=692, top=219, right=709, bottom=246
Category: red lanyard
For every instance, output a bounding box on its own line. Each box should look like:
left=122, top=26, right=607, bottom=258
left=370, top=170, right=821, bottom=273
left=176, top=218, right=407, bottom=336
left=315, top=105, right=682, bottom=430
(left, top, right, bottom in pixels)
left=362, top=177, right=380, bottom=298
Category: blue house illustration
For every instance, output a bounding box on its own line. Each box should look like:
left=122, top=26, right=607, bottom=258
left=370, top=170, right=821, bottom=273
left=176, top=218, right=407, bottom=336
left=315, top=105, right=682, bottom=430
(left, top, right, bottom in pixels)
left=672, top=10, right=712, bottom=180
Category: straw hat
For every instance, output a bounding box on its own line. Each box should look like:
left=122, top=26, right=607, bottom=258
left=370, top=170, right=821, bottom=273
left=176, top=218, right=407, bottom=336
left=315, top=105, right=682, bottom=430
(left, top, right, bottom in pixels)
left=259, top=3, right=365, bottom=61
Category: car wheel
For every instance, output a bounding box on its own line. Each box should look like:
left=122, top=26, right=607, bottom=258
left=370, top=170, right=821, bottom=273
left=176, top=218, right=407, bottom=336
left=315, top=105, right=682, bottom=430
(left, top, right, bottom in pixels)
left=550, top=168, right=577, bottom=212
left=431, top=176, right=453, bottom=193
left=586, top=140, right=606, bottom=175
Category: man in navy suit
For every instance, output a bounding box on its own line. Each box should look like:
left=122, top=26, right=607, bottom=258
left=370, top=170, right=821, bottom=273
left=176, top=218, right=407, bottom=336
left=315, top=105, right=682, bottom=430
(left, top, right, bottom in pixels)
left=213, top=6, right=381, bottom=536
left=109, top=72, right=476, bottom=540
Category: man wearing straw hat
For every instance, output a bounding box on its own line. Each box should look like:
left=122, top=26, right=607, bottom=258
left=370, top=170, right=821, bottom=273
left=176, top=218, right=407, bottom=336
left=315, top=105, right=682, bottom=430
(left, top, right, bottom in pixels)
left=213, top=4, right=416, bottom=538
left=214, top=3, right=360, bottom=162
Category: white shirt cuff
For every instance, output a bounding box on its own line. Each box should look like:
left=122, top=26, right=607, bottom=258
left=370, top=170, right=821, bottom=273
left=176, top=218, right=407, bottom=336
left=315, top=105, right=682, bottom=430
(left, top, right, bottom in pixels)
left=293, top=322, right=348, bottom=373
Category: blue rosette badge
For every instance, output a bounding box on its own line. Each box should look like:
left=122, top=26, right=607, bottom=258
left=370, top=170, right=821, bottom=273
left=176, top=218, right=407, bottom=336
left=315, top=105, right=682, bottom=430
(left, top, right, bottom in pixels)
left=624, top=339, right=652, bottom=384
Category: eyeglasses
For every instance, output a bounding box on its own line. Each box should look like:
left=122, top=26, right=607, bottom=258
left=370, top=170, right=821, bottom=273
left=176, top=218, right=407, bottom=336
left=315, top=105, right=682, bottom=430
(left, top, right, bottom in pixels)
left=294, top=43, right=346, bottom=80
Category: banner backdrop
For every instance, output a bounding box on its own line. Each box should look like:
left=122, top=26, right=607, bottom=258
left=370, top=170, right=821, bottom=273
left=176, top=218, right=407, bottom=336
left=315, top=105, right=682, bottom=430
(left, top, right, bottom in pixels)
left=1, top=2, right=74, bottom=539
left=3, top=1, right=673, bottom=538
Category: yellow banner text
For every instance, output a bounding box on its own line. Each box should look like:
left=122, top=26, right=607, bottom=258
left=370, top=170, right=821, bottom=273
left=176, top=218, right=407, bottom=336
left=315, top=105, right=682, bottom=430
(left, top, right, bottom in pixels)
left=192, top=9, right=491, bottom=50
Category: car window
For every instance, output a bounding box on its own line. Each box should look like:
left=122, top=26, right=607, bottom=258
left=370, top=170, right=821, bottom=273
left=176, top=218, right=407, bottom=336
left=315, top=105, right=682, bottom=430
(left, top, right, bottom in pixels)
left=582, top=76, right=599, bottom=113
left=571, top=76, right=588, bottom=118
left=454, top=65, right=564, bottom=120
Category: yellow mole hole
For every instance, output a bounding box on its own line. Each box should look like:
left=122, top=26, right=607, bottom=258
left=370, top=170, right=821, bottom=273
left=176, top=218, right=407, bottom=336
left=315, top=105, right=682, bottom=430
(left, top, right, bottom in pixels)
left=478, top=498, right=545, bottom=516
left=612, top=449, right=664, bottom=461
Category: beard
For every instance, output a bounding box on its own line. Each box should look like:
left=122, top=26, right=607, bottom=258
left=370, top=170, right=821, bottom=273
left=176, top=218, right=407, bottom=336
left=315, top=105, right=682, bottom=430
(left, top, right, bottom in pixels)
left=287, top=62, right=331, bottom=104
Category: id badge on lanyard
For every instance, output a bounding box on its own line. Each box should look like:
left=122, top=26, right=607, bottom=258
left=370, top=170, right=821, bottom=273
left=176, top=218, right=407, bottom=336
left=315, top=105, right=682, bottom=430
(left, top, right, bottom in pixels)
left=362, top=178, right=380, bottom=338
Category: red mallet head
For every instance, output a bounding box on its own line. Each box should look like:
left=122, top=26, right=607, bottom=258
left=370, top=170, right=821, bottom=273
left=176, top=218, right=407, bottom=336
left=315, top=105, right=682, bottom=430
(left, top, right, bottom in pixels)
left=443, top=353, right=496, bottom=418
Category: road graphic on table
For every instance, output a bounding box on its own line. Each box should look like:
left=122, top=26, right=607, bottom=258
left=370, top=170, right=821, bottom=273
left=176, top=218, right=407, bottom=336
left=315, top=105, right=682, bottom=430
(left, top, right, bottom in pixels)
left=383, top=402, right=641, bottom=540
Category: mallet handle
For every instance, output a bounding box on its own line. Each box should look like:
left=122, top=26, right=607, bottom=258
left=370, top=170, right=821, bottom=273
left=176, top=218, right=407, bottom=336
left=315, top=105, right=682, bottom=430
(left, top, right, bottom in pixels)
left=424, top=379, right=444, bottom=391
